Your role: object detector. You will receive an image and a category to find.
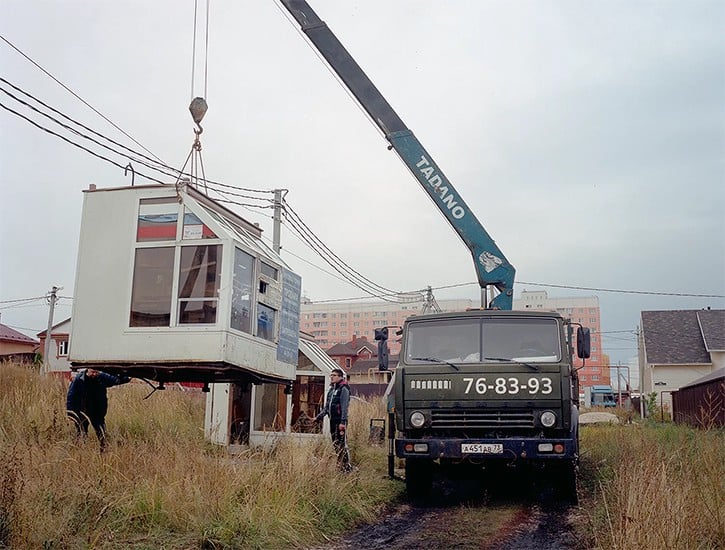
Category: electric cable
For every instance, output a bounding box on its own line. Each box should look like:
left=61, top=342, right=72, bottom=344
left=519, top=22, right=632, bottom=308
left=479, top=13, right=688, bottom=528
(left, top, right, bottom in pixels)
left=0, top=33, right=164, bottom=163
left=1, top=77, right=275, bottom=196
left=282, top=211, right=402, bottom=301
left=283, top=200, right=403, bottom=298
left=0, top=99, right=167, bottom=184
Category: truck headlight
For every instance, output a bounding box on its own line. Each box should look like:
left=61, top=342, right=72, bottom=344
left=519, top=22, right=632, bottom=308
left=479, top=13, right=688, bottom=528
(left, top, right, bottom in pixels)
left=540, top=411, right=557, bottom=427
left=410, top=411, right=426, bottom=428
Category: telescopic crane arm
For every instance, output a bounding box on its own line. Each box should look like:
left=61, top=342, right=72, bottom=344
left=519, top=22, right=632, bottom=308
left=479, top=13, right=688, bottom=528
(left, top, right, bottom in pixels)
left=279, top=0, right=515, bottom=309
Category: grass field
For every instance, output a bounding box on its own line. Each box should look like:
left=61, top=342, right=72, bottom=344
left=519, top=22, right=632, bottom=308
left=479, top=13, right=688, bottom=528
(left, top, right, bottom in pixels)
left=576, top=414, right=725, bottom=549
left=2, top=364, right=723, bottom=549
left=0, top=364, right=402, bottom=549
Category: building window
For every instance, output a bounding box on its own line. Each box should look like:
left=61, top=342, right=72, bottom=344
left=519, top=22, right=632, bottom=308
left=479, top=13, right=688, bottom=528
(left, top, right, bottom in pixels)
left=178, top=245, right=221, bottom=324
left=257, top=303, right=276, bottom=342
left=130, top=247, right=175, bottom=327
left=231, top=247, right=254, bottom=334
left=182, top=208, right=217, bottom=240
left=57, top=340, right=69, bottom=356
left=253, top=383, right=286, bottom=431
left=260, top=261, right=278, bottom=280
left=345, top=358, right=351, bottom=368
left=136, top=198, right=178, bottom=242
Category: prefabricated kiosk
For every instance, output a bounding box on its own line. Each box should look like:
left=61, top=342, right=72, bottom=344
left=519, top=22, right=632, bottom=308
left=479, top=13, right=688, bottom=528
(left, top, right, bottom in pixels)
left=70, top=182, right=302, bottom=394
left=206, top=332, right=342, bottom=447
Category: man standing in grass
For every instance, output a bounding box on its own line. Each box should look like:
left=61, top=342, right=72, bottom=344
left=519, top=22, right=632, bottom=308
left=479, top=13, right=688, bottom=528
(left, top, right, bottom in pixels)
left=66, top=368, right=130, bottom=450
left=315, top=368, right=352, bottom=471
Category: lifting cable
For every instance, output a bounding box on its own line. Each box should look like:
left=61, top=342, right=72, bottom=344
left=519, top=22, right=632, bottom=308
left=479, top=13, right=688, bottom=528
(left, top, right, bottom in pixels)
left=176, top=0, right=211, bottom=195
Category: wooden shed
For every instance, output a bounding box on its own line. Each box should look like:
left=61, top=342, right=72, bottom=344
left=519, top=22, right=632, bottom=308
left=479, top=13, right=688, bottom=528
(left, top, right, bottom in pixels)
left=69, top=183, right=301, bottom=386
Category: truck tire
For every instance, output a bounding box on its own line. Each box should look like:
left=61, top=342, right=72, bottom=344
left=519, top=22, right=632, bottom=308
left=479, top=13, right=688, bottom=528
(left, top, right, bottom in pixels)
left=405, top=458, right=433, bottom=500
left=558, top=461, right=578, bottom=504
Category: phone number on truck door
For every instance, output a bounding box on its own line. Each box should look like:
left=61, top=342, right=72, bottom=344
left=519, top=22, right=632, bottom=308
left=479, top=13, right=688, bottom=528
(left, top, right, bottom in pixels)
left=462, top=376, right=553, bottom=395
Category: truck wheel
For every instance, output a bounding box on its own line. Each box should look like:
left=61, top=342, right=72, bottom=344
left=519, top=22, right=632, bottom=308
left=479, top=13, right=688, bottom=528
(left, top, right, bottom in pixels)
left=559, top=462, right=578, bottom=504
left=405, top=458, right=433, bottom=501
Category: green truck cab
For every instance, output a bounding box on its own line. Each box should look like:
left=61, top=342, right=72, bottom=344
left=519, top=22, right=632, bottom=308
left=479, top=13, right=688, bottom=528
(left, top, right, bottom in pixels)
left=393, top=309, right=588, bottom=500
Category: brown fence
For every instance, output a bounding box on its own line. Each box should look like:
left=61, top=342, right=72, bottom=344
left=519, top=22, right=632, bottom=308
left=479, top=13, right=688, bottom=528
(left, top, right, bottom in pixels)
left=672, top=377, right=725, bottom=429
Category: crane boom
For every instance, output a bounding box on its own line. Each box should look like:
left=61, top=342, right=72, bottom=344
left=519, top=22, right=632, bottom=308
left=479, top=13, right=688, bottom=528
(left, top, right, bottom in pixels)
left=280, top=0, right=515, bottom=309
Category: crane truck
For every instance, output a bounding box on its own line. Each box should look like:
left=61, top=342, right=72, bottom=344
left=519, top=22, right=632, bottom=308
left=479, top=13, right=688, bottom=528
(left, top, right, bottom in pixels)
left=280, top=0, right=590, bottom=501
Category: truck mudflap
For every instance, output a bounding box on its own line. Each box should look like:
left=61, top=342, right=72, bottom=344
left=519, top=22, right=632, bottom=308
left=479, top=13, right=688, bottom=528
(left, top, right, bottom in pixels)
left=396, top=437, right=577, bottom=462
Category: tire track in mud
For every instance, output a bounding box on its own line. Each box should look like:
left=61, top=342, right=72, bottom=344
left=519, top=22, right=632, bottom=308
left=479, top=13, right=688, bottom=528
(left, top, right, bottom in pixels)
left=312, top=495, right=579, bottom=550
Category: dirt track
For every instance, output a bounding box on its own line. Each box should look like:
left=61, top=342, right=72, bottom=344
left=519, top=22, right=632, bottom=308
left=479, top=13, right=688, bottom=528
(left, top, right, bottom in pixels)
left=314, top=476, right=582, bottom=550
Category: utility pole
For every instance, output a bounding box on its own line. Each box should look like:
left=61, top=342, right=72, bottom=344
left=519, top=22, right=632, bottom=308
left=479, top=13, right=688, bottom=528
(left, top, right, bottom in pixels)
left=421, top=286, right=441, bottom=314
left=42, top=286, right=61, bottom=375
left=637, top=325, right=645, bottom=419
left=272, top=189, right=283, bottom=255
left=617, top=362, right=622, bottom=407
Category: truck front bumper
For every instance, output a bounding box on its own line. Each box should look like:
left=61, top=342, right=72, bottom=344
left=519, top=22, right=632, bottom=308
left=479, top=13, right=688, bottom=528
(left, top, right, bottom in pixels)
left=395, top=437, right=577, bottom=462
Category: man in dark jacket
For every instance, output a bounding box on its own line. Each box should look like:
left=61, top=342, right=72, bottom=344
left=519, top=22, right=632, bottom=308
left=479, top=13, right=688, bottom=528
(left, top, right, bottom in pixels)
left=66, top=368, right=130, bottom=449
left=315, top=368, right=351, bottom=471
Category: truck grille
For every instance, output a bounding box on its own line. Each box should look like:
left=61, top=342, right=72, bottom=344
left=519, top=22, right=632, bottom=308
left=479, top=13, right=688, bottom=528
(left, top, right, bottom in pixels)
left=431, top=410, right=535, bottom=429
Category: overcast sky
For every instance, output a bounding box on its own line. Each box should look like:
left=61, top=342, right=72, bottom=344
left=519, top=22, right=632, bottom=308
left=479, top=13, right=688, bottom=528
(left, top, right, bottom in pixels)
left=1, top=0, right=723, bottom=365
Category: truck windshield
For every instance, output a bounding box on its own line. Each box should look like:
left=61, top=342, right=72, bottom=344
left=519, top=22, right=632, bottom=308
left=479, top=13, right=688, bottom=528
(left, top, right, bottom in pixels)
left=405, top=317, right=561, bottom=364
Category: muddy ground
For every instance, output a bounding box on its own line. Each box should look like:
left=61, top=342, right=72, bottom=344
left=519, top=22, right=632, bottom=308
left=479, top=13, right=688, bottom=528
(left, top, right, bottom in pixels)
left=314, top=474, right=585, bottom=550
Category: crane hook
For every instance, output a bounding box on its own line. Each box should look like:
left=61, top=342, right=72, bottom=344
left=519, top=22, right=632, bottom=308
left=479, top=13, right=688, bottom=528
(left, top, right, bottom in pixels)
left=189, top=96, right=208, bottom=135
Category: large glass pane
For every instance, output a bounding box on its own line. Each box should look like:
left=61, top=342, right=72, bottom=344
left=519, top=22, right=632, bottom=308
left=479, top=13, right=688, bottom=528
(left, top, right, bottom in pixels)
left=482, top=318, right=561, bottom=362
left=231, top=248, right=254, bottom=333
left=253, top=383, right=286, bottom=431
left=136, top=198, right=178, bottom=242
left=130, top=247, right=175, bottom=326
left=260, top=261, right=278, bottom=280
left=182, top=208, right=217, bottom=240
left=405, top=316, right=561, bottom=364
left=291, top=374, right=326, bottom=433
left=405, top=319, right=480, bottom=363
left=257, top=303, right=276, bottom=342
left=178, top=245, right=220, bottom=324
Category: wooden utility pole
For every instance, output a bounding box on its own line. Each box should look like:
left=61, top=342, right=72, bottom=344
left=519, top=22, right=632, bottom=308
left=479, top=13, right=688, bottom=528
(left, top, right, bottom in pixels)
left=42, top=286, right=60, bottom=375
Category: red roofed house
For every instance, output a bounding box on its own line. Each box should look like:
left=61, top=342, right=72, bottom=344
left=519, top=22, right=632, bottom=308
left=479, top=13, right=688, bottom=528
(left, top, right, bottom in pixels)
left=0, top=319, right=39, bottom=363
left=325, top=335, right=376, bottom=374
left=326, top=335, right=394, bottom=397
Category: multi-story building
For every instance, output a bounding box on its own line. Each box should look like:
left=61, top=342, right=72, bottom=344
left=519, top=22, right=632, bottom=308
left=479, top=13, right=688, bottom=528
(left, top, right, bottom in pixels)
left=301, top=290, right=606, bottom=387
left=300, top=296, right=475, bottom=355
left=514, top=290, right=607, bottom=387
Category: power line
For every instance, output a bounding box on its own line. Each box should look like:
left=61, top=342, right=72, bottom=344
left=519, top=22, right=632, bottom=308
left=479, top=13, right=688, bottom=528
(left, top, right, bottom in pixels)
left=424, top=279, right=724, bottom=299
left=0, top=99, right=168, bottom=184
left=0, top=33, right=163, bottom=163
left=282, top=200, right=405, bottom=301
left=1, top=77, right=277, bottom=197
left=0, top=296, right=46, bottom=304
left=516, top=280, right=724, bottom=299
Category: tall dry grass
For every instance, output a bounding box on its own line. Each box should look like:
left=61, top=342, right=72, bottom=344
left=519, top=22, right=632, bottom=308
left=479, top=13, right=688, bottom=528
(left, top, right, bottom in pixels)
left=578, top=422, right=725, bottom=549
left=0, top=364, right=402, bottom=549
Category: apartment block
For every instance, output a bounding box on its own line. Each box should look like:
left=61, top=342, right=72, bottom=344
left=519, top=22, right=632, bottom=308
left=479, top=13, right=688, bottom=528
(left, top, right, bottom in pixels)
left=514, top=290, right=607, bottom=387
left=300, top=297, right=475, bottom=355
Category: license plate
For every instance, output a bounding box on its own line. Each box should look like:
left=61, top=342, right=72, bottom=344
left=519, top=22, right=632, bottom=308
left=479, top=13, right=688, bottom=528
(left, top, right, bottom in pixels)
left=461, top=443, right=503, bottom=454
